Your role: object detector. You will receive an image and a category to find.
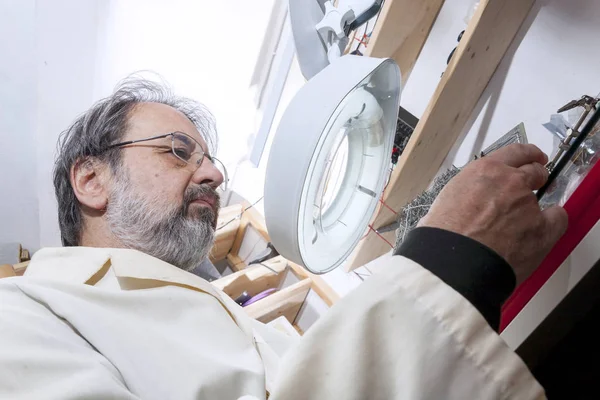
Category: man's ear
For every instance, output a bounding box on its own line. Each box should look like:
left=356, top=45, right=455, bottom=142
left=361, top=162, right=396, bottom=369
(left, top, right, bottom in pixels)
left=70, top=158, right=110, bottom=211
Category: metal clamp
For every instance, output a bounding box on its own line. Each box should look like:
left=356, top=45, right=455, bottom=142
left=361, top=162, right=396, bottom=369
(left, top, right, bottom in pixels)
left=547, top=95, right=599, bottom=172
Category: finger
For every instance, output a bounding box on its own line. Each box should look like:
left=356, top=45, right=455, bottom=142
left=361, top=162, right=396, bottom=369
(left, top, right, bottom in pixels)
left=541, top=206, right=569, bottom=248
left=518, top=162, right=549, bottom=190
left=486, top=144, right=548, bottom=168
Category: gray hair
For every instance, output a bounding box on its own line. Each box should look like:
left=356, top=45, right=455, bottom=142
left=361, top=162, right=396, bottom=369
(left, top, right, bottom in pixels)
left=53, top=77, right=218, bottom=246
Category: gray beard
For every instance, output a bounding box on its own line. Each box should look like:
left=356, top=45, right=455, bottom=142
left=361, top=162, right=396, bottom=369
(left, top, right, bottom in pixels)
left=106, top=173, right=219, bottom=271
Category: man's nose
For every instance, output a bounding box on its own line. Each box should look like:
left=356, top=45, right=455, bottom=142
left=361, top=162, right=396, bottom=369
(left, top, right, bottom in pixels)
left=191, top=157, right=224, bottom=189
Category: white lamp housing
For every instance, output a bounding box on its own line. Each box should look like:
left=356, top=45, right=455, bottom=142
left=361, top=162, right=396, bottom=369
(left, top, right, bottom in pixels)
left=264, top=55, right=401, bottom=273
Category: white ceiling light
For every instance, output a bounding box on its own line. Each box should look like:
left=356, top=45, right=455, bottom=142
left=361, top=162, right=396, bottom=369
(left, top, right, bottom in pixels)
left=264, top=0, right=401, bottom=274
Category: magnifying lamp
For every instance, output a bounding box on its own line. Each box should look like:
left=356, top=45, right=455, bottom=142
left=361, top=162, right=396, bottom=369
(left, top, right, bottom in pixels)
left=264, top=0, right=401, bottom=274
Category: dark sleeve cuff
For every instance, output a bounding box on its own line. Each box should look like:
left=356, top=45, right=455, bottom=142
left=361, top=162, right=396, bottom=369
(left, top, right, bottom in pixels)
left=394, top=227, right=516, bottom=332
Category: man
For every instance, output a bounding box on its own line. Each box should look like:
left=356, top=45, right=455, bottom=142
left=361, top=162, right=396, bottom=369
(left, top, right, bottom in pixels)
left=0, top=78, right=566, bottom=399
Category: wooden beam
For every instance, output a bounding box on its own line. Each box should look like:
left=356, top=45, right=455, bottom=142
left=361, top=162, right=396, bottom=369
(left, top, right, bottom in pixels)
left=346, top=0, right=536, bottom=271
left=245, top=278, right=311, bottom=324
left=365, top=0, right=445, bottom=84
left=0, top=264, right=16, bottom=279
left=210, top=204, right=243, bottom=262
left=13, top=261, right=29, bottom=276
left=226, top=253, right=247, bottom=272
left=229, top=208, right=251, bottom=259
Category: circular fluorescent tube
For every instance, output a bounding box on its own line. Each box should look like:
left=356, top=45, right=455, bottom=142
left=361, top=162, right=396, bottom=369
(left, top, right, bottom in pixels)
left=264, top=55, right=401, bottom=274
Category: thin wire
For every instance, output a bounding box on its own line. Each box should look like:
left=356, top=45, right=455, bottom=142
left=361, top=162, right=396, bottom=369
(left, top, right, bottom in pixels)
left=249, top=262, right=278, bottom=275
left=353, top=266, right=373, bottom=282
left=216, top=196, right=264, bottom=231
left=379, top=198, right=398, bottom=215
left=243, top=236, right=264, bottom=264
left=358, top=166, right=397, bottom=242
left=377, top=166, right=399, bottom=215
left=354, top=21, right=369, bottom=52
left=354, top=271, right=365, bottom=281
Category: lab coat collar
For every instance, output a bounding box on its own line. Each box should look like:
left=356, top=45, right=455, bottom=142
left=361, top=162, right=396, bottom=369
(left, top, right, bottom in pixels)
left=26, top=247, right=250, bottom=330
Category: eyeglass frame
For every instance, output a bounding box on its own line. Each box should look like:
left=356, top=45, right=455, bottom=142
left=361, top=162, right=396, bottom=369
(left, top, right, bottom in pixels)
left=105, top=131, right=229, bottom=191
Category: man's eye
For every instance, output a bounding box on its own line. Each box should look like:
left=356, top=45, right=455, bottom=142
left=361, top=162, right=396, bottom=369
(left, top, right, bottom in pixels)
left=173, top=147, right=192, bottom=161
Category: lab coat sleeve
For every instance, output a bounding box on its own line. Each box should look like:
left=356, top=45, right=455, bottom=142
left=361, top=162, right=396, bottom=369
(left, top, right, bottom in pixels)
left=269, top=256, right=545, bottom=400
left=0, top=279, right=137, bottom=400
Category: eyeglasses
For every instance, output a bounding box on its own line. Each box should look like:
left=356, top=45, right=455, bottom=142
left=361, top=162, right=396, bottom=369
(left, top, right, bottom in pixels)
left=107, top=131, right=229, bottom=191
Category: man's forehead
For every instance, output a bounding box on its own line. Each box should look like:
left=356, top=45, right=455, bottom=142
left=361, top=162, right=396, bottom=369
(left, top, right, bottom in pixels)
left=125, top=102, right=207, bottom=148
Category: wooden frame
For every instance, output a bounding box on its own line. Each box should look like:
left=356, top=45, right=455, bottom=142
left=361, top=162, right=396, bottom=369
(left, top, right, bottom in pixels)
left=211, top=255, right=339, bottom=329
left=210, top=203, right=243, bottom=263
left=245, top=279, right=312, bottom=324
left=346, top=0, right=536, bottom=271
left=0, top=261, right=28, bottom=278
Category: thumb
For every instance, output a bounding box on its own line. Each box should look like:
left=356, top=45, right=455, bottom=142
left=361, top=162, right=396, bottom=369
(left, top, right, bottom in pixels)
left=541, top=206, right=569, bottom=249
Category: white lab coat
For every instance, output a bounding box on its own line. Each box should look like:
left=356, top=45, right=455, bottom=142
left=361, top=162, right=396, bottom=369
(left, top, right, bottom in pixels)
left=0, top=247, right=544, bottom=399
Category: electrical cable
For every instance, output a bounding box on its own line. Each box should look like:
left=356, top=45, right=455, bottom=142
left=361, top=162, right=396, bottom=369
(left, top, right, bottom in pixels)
left=537, top=103, right=600, bottom=200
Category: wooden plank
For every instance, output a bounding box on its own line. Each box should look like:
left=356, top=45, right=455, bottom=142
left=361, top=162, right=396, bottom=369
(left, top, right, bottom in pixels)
left=365, top=0, right=445, bottom=84
left=346, top=0, right=536, bottom=271
left=226, top=253, right=247, bottom=272
left=229, top=208, right=251, bottom=258
left=245, top=278, right=311, bottom=324
left=0, top=264, right=16, bottom=279
left=210, top=204, right=243, bottom=262
left=288, top=262, right=340, bottom=307
left=212, top=256, right=288, bottom=299
left=13, top=261, right=29, bottom=276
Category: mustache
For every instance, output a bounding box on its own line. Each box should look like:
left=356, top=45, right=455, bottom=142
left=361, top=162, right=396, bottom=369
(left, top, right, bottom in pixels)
left=183, top=184, right=221, bottom=213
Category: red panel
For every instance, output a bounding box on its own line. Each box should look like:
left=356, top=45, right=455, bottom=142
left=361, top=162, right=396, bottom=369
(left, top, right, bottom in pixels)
left=500, top=160, right=600, bottom=331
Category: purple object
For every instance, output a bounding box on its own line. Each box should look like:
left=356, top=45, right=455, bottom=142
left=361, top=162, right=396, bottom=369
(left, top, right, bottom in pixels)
left=242, top=288, right=278, bottom=307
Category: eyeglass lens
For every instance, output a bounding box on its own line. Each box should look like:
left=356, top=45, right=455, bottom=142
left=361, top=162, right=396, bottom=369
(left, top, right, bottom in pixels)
left=171, top=132, right=228, bottom=191
left=171, top=132, right=203, bottom=166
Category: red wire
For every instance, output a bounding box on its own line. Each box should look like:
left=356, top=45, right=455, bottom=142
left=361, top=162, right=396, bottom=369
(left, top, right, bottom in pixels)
left=368, top=224, right=394, bottom=249
left=353, top=34, right=369, bottom=47
left=379, top=198, right=398, bottom=215
left=359, top=170, right=399, bottom=244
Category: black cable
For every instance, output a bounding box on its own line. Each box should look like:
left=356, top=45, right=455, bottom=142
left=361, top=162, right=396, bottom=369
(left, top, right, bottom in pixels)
left=345, top=0, right=383, bottom=36
left=537, top=103, right=600, bottom=201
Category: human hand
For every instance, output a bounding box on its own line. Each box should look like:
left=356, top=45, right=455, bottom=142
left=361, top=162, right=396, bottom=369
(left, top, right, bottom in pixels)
left=418, top=144, right=568, bottom=285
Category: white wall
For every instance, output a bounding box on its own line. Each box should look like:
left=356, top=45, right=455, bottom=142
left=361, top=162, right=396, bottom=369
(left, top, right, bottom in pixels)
left=35, top=0, right=104, bottom=247
left=0, top=0, right=275, bottom=248
left=92, top=0, right=274, bottom=168
left=0, top=0, right=39, bottom=250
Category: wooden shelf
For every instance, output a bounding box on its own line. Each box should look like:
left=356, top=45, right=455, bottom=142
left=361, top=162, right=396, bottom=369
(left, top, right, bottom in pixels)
left=211, top=255, right=335, bottom=330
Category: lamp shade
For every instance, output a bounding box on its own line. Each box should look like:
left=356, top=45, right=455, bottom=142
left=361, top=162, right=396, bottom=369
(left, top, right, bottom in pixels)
left=264, top=55, right=401, bottom=273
